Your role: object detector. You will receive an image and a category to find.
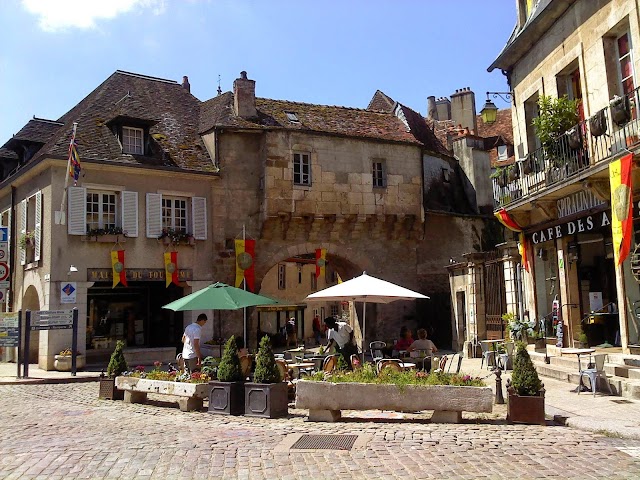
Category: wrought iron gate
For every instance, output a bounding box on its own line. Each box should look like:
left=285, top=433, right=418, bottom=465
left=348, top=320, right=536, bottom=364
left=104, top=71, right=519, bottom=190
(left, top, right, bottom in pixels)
left=484, top=253, right=506, bottom=340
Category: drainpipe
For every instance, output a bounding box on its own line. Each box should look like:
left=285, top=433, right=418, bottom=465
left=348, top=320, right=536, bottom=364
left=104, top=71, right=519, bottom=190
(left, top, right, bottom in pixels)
left=9, top=185, right=16, bottom=313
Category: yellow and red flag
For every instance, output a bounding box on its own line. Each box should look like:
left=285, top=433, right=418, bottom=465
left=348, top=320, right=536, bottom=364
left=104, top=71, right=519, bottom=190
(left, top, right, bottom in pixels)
left=495, top=208, right=529, bottom=272
left=164, top=251, right=179, bottom=287
left=111, top=250, right=127, bottom=288
left=235, top=239, right=255, bottom=292
left=315, top=248, right=326, bottom=279
left=609, top=153, right=633, bottom=265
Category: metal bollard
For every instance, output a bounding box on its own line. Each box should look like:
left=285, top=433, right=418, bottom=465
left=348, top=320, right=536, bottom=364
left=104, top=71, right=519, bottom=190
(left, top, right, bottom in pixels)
left=494, top=367, right=505, bottom=404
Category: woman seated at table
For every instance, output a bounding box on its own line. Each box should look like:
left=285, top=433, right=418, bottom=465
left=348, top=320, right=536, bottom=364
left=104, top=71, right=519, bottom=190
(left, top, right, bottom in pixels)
left=393, top=326, right=414, bottom=356
left=407, top=328, right=437, bottom=356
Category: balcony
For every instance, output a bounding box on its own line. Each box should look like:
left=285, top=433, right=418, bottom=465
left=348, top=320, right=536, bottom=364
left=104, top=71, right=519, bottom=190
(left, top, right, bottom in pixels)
left=493, top=87, right=640, bottom=210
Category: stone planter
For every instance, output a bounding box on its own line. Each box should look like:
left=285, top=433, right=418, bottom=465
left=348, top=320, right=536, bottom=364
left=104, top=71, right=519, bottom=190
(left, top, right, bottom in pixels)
left=208, top=381, right=245, bottom=415
left=115, top=377, right=213, bottom=412
left=53, top=354, right=86, bottom=371
left=507, top=387, right=546, bottom=425
left=98, top=376, right=124, bottom=400
left=245, top=382, right=289, bottom=418
left=295, top=380, right=493, bottom=423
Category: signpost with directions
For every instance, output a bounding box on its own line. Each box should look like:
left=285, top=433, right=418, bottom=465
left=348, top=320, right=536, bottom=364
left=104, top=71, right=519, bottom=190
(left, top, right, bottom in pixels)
left=24, top=309, right=78, bottom=377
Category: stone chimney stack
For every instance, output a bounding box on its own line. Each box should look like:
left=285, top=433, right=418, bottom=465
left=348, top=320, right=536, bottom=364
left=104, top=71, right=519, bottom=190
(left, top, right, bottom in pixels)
left=435, top=97, right=451, bottom=121
left=233, top=71, right=257, bottom=119
left=181, top=76, right=190, bottom=93
left=450, top=87, right=477, bottom=134
left=427, top=96, right=438, bottom=120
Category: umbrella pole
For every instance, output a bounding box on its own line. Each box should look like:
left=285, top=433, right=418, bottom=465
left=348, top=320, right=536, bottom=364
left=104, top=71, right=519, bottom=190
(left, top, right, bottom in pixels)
left=361, top=301, right=366, bottom=364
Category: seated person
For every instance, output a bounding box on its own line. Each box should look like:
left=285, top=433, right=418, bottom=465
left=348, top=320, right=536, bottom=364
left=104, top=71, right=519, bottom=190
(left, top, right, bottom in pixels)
left=407, top=328, right=438, bottom=356
left=394, top=326, right=414, bottom=355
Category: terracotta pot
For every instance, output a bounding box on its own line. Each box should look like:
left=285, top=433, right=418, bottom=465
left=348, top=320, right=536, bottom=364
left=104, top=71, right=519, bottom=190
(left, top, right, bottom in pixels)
left=507, top=388, right=546, bottom=425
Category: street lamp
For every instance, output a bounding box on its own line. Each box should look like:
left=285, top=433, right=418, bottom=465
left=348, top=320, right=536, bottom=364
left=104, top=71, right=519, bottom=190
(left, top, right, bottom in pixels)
left=480, top=91, right=513, bottom=125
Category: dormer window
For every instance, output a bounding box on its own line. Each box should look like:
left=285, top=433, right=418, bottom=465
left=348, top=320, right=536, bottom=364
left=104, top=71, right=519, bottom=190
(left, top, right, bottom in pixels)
left=122, top=126, right=144, bottom=154
left=497, top=145, right=508, bottom=161
left=285, top=111, right=300, bottom=123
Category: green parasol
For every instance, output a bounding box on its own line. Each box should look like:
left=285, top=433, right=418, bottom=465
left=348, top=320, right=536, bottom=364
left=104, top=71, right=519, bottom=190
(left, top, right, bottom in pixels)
left=162, top=282, right=278, bottom=311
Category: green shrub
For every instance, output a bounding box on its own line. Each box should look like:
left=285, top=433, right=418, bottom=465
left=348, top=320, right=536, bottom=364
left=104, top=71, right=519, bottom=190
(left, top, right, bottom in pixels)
left=216, top=336, right=242, bottom=382
left=253, top=335, right=281, bottom=383
left=106, top=340, right=128, bottom=378
left=511, top=342, right=542, bottom=396
left=532, top=95, right=580, bottom=160
left=336, top=353, right=350, bottom=371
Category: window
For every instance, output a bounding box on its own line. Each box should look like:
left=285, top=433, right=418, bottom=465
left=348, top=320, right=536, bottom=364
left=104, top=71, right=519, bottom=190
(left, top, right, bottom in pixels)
left=617, top=32, right=635, bottom=95
left=86, top=191, right=116, bottom=231
left=278, top=264, right=286, bottom=290
left=497, top=145, right=508, bottom=161
left=162, top=197, right=187, bottom=232
left=122, top=127, right=144, bottom=155
left=293, top=153, right=311, bottom=186
left=524, top=92, right=540, bottom=153
left=310, top=271, right=317, bottom=291
left=330, top=304, right=338, bottom=317
left=372, top=160, right=386, bottom=187
left=285, top=111, right=300, bottom=123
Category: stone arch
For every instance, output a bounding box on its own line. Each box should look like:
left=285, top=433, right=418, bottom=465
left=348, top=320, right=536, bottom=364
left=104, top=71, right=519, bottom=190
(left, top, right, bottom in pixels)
left=22, top=284, right=42, bottom=363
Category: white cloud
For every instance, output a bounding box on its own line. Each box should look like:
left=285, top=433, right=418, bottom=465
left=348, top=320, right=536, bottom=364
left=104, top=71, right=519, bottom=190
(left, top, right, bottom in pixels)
left=22, top=0, right=166, bottom=33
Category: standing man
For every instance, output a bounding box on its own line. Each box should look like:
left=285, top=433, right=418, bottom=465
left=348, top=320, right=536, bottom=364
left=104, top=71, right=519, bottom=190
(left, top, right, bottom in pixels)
left=182, top=313, right=207, bottom=373
left=324, top=316, right=357, bottom=367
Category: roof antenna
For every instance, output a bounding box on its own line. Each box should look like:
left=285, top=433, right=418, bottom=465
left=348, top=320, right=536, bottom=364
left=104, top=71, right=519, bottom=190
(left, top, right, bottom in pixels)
left=217, top=75, right=222, bottom=96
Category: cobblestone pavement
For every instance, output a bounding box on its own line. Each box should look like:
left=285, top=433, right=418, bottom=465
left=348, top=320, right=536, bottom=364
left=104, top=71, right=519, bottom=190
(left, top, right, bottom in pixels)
left=1, top=383, right=640, bottom=479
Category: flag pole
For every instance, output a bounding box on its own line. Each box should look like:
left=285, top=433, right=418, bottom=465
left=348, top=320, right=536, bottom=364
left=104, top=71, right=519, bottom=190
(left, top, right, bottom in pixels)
left=242, top=224, right=247, bottom=348
left=57, top=122, right=77, bottom=225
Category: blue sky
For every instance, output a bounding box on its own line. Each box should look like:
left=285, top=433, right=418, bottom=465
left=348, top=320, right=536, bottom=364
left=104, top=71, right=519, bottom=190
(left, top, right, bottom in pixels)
left=0, top=0, right=516, bottom=143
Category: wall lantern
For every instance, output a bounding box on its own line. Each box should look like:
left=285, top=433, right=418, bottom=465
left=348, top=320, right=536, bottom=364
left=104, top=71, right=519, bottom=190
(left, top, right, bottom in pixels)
left=480, top=91, right=513, bottom=125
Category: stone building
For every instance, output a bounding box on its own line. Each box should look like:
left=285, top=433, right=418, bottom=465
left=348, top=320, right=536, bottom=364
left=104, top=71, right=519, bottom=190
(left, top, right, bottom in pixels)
left=485, top=0, right=640, bottom=353
left=0, top=69, right=494, bottom=368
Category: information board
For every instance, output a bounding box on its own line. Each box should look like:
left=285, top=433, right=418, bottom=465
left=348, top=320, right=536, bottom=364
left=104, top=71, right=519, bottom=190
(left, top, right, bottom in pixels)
left=30, top=310, right=74, bottom=330
left=0, top=312, right=19, bottom=347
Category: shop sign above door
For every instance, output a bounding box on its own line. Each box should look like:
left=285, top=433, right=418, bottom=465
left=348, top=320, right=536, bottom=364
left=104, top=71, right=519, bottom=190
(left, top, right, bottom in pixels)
left=556, top=190, right=605, bottom=219
left=87, top=268, right=193, bottom=283
left=531, top=210, right=611, bottom=244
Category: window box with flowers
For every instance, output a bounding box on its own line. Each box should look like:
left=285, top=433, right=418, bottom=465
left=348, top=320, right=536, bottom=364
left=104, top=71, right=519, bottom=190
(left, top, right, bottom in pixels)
left=83, top=226, right=127, bottom=243
left=18, top=231, right=36, bottom=250
left=158, top=228, right=196, bottom=246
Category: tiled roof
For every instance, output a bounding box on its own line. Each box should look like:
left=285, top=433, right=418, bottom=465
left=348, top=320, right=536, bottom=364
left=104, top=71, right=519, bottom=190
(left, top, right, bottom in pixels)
left=200, top=94, right=421, bottom=146
left=367, top=90, right=396, bottom=112
left=397, top=104, right=451, bottom=156
left=29, top=70, right=215, bottom=172
left=0, top=147, right=18, bottom=161
left=11, top=118, right=63, bottom=144
left=475, top=109, right=513, bottom=143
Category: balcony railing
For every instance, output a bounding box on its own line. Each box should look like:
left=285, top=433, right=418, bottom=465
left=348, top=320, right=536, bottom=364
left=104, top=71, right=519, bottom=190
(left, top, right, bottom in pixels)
left=493, top=86, right=640, bottom=209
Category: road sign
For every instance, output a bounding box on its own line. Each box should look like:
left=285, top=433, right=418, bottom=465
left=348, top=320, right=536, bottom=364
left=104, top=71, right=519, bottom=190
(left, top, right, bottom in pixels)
left=0, top=312, right=19, bottom=347
left=30, top=310, right=74, bottom=330
left=0, top=227, right=7, bottom=242
left=0, top=262, right=8, bottom=282
left=0, top=242, right=7, bottom=262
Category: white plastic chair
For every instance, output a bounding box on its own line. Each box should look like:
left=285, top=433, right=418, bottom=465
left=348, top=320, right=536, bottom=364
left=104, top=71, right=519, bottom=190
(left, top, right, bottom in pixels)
left=578, top=354, right=613, bottom=397
left=480, top=341, right=496, bottom=370
left=498, top=342, right=515, bottom=371
left=369, top=341, right=386, bottom=362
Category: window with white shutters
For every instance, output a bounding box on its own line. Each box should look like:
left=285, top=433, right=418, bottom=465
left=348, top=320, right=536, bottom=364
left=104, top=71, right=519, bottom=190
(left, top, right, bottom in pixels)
left=146, top=193, right=207, bottom=240
left=67, top=186, right=138, bottom=236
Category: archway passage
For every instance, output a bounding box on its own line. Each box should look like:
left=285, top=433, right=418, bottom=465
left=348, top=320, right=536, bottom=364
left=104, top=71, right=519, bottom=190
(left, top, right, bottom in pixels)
left=23, top=285, right=41, bottom=363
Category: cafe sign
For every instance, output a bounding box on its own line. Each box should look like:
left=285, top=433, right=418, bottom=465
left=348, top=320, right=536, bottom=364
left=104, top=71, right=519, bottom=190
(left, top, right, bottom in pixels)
left=557, top=190, right=605, bottom=219
left=531, top=210, right=611, bottom=245
left=88, top=268, right=193, bottom=282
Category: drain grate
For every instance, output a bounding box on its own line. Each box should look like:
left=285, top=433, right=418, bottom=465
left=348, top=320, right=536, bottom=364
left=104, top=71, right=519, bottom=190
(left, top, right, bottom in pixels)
left=290, top=434, right=358, bottom=450
left=611, top=399, right=634, bottom=404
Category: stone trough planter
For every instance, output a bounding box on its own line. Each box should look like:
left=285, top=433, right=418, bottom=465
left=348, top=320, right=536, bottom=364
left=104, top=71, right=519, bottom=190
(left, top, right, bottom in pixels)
left=53, top=355, right=86, bottom=371
left=115, top=377, right=213, bottom=412
left=295, top=380, right=493, bottom=423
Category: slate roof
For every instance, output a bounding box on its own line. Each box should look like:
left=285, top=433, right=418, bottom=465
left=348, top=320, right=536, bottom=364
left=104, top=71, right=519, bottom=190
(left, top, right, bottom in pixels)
left=200, top=93, right=421, bottom=146
left=5, top=71, right=215, bottom=174
left=10, top=117, right=63, bottom=144
left=475, top=109, right=515, bottom=167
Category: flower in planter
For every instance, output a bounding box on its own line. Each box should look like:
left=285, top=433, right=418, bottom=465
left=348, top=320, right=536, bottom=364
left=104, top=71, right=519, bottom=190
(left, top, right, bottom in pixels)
left=158, top=228, right=194, bottom=246
left=58, top=348, right=73, bottom=356
left=87, top=226, right=125, bottom=237
left=18, top=231, right=36, bottom=250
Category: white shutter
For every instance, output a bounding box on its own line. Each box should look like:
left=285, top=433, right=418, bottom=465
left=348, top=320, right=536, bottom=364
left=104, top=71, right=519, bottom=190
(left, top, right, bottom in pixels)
left=34, top=191, right=42, bottom=262
left=191, top=196, right=207, bottom=240
left=146, top=193, right=162, bottom=238
left=121, top=191, right=138, bottom=237
left=19, top=200, right=26, bottom=265
left=67, top=187, right=87, bottom=235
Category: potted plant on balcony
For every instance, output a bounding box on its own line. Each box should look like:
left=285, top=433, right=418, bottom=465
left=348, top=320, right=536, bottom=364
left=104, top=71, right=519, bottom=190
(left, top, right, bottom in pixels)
left=610, top=95, right=632, bottom=126
left=507, top=164, right=519, bottom=182
left=18, top=231, right=35, bottom=250
left=506, top=342, right=546, bottom=425
left=99, top=340, right=128, bottom=400
left=208, top=335, right=245, bottom=415
left=245, top=335, right=288, bottom=418
left=490, top=167, right=507, bottom=188
left=532, top=95, right=580, bottom=165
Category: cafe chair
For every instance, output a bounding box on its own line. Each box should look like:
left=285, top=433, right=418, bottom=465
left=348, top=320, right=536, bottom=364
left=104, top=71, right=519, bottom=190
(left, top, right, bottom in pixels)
left=578, top=354, right=613, bottom=397
left=410, top=349, right=431, bottom=371
left=377, top=359, right=403, bottom=374
left=480, top=341, right=496, bottom=370
left=370, top=341, right=386, bottom=362
left=176, top=353, right=185, bottom=373
left=239, top=355, right=253, bottom=380
left=446, top=352, right=464, bottom=374
left=323, top=354, right=338, bottom=373
left=498, top=342, right=515, bottom=371
left=350, top=354, right=362, bottom=370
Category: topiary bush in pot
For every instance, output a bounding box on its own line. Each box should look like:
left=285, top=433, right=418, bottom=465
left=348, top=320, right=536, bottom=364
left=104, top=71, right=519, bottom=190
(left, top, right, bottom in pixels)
left=209, top=335, right=245, bottom=415
left=216, top=335, right=242, bottom=382
left=510, top=342, right=542, bottom=396
left=253, top=335, right=282, bottom=383
left=100, top=340, right=128, bottom=400
left=507, top=342, right=545, bottom=425
left=245, top=335, right=288, bottom=418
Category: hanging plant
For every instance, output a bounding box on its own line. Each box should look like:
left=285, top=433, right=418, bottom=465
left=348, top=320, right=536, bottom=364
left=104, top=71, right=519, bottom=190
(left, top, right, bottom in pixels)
left=589, top=108, right=608, bottom=137
left=610, top=95, right=631, bottom=126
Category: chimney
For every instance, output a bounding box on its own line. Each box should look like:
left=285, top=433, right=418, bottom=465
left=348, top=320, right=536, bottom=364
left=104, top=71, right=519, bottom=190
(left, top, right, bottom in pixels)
left=181, top=76, right=190, bottom=93
left=435, top=97, right=451, bottom=121
left=233, top=71, right=257, bottom=119
left=450, top=87, right=477, bottom=134
left=427, top=96, right=438, bottom=120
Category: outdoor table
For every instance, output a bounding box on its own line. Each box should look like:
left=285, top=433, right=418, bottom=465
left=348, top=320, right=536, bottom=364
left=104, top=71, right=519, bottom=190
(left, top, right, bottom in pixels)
left=560, top=348, right=595, bottom=392
left=481, top=339, right=504, bottom=367
left=284, top=347, right=305, bottom=360
left=287, top=362, right=315, bottom=378
left=399, top=362, right=416, bottom=371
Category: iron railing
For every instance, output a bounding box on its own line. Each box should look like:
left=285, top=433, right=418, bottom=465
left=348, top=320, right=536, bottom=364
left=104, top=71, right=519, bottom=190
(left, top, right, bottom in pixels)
left=493, top=86, right=640, bottom=209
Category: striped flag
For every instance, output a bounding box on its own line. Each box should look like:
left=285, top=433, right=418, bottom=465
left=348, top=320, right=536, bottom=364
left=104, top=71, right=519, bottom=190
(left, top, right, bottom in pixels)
left=235, top=239, right=255, bottom=292
left=315, top=248, right=326, bottom=279
left=609, top=153, right=633, bottom=265
left=68, top=133, right=81, bottom=186
left=495, top=208, right=529, bottom=272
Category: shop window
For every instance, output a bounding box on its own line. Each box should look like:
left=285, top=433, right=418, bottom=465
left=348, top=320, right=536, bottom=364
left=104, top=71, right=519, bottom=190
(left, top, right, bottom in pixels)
left=67, top=186, right=139, bottom=237
left=145, top=193, right=207, bottom=240
left=330, top=304, right=338, bottom=317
